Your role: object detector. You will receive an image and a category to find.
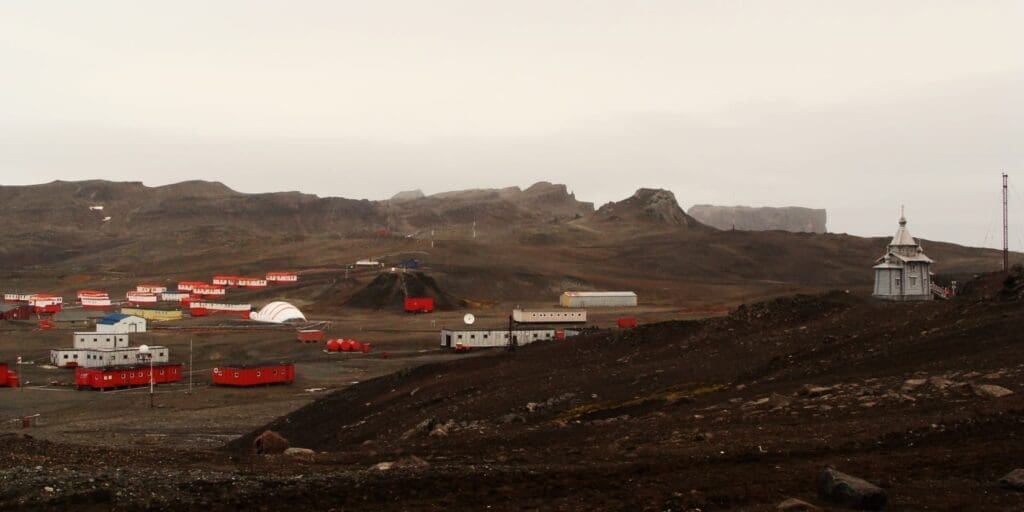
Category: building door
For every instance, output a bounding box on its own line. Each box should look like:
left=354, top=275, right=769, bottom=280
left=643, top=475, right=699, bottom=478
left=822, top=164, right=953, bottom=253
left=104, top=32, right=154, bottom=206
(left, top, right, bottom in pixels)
left=445, top=334, right=452, bottom=348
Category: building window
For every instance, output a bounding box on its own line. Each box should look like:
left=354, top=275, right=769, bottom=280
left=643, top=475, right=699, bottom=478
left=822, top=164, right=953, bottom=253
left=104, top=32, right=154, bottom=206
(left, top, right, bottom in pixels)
left=895, top=277, right=902, bottom=287
left=909, top=276, right=917, bottom=286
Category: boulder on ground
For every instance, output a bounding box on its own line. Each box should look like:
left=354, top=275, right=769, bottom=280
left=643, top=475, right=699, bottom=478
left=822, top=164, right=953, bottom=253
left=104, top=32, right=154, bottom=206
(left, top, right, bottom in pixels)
left=283, top=447, right=315, bottom=461
left=999, top=468, right=1024, bottom=490
left=972, top=383, right=1014, bottom=398
left=817, top=468, right=887, bottom=510
left=252, top=430, right=290, bottom=454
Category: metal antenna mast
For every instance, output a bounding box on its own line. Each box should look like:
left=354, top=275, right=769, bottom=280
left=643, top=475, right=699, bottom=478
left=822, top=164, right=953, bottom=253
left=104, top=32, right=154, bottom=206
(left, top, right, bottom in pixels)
left=1003, top=173, right=1009, bottom=272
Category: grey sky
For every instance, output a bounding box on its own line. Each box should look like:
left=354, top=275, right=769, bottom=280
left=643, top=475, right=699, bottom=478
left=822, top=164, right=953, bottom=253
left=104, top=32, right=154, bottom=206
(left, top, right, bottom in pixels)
left=1, top=1, right=1022, bottom=248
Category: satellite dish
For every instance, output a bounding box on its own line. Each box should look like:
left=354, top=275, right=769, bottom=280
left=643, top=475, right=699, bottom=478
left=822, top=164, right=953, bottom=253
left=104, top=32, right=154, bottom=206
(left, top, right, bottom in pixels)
left=463, top=314, right=475, bottom=325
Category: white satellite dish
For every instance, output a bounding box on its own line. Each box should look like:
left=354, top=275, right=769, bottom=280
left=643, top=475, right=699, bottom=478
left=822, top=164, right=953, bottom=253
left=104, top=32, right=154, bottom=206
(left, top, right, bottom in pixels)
left=463, top=314, right=475, bottom=325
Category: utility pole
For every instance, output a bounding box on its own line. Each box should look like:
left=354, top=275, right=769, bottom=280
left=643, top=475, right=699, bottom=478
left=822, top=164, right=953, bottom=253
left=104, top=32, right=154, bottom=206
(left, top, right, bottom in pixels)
left=189, top=338, right=193, bottom=394
left=1004, top=173, right=1009, bottom=272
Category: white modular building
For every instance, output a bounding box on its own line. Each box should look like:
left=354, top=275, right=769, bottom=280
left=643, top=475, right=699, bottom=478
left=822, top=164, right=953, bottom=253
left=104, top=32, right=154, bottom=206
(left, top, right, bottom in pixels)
left=873, top=214, right=934, bottom=301
left=50, top=346, right=169, bottom=368
left=559, top=291, right=637, bottom=308
left=95, top=314, right=147, bottom=333
left=440, top=328, right=579, bottom=349
left=73, top=332, right=130, bottom=350
left=512, top=309, right=587, bottom=323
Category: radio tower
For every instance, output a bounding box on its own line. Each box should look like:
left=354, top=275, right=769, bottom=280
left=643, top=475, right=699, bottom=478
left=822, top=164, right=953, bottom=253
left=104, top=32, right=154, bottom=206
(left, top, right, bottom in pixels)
left=1003, top=173, right=1009, bottom=272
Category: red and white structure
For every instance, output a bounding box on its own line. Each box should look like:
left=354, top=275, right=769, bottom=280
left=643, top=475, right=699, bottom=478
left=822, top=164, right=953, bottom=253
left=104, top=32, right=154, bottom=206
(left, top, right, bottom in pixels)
left=75, top=363, right=182, bottom=391
left=236, top=277, right=268, bottom=288
left=160, top=291, right=190, bottom=302
left=3, top=292, right=33, bottom=303
left=136, top=284, right=167, bottom=294
left=191, top=284, right=226, bottom=298
left=177, top=281, right=207, bottom=292
left=189, top=302, right=251, bottom=318
left=212, top=275, right=239, bottom=286
left=29, top=294, right=63, bottom=314
left=79, top=291, right=112, bottom=310
left=266, top=271, right=298, bottom=283
left=212, top=363, right=294, bottom=387
left=125, top=291, right=158, bottom=305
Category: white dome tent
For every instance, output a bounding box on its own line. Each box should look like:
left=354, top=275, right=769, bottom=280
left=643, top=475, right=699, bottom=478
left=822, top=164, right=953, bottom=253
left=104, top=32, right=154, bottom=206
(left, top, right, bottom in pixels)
left=250, top=301, right=306, bottom=323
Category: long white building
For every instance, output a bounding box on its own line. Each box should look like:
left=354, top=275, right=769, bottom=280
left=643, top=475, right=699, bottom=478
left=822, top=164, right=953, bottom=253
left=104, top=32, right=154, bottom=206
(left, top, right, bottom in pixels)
left=559, top=291, right=637, bottom=308
left=512, top=309, right=587, bottom=323
left=51, top=346, right=169, bottom=369
left=440, top=328, right=579, bottom=349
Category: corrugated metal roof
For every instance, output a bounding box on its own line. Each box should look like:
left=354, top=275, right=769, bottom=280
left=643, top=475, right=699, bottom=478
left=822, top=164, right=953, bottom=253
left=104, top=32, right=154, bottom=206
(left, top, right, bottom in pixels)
left=98, top=313, right=133, bottom=324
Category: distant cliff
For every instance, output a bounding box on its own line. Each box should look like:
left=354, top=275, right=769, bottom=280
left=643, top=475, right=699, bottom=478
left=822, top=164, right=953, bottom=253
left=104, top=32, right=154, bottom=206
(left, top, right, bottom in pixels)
left=687, top=205, right=827, bottom=233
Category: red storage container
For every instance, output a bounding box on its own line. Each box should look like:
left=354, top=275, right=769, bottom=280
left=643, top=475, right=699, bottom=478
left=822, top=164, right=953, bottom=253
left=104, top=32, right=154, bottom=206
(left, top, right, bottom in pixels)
left=326, top=339, right=342, bottom=352
left=349, top=340, right=363, bottom=352
left=617, top=317, right=639, bottom=328
left=404, top=297, right=435, bottom=313
left=211, top=363, right=295, bottom=387
left=297, top=330, right=325, bottom=343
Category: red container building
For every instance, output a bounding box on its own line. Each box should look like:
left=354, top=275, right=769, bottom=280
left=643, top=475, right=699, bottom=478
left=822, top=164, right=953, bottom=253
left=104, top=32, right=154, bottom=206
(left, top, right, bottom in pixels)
left=0, top=362, right=9, bottom=387
left=297, top=330, right=324, bottom=343
left=211, top=363, right=295, bottom=387
left=404, top=297, right=435, bottom=313
left=74, top=364, right=183, bottom=391
left=617, top=317, right=639, bottom=328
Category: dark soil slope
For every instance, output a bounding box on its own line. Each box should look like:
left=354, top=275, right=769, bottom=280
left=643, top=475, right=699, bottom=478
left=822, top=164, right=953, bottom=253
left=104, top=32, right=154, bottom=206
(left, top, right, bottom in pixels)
left=228, top=270, right=1024, bottom=510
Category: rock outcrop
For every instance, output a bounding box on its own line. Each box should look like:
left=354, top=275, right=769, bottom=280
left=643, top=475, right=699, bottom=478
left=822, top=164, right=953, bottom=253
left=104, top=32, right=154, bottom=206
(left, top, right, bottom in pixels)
left=688, top=205, right=827, bottom=233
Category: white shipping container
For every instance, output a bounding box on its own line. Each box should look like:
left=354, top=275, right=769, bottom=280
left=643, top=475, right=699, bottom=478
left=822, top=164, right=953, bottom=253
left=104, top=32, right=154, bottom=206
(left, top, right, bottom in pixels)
left=512, top=309, right=587, bottom=323
left=559, top=291, right=637, bottom=308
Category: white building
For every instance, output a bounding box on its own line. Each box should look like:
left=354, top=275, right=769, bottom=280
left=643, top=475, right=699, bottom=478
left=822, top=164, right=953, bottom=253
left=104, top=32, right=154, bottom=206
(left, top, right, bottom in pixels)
left=873, top=213, right=934, bottom=301
left=559, top=291, right=637, bottom=308
left=50, top=346, right=168, bottom=368
left=73, top=332, right=130, bottom=350
left=95, top=314, right=147, bottom=333
left=512, top=309, right=587, bottom=323
left=440, top=328, right=579, bottom=349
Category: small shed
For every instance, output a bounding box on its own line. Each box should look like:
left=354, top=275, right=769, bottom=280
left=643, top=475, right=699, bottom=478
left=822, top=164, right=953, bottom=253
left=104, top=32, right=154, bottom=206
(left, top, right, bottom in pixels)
left=0, top=303, right=35, bottom=321
left=96, top=313, right=147, bottom=333
left=53, top=309, right=106, bottom=328
left=212, top=363, right=295, bottom=387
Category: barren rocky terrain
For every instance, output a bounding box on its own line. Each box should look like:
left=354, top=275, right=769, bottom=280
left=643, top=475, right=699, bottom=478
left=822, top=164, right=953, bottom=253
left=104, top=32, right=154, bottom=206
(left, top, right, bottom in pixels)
left=1, top=180, right=1021, bottom=510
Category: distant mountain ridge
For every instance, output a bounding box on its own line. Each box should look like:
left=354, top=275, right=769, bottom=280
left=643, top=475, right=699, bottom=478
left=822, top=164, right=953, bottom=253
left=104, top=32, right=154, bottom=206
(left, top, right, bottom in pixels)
left=688, top=205, right=827, bottom=233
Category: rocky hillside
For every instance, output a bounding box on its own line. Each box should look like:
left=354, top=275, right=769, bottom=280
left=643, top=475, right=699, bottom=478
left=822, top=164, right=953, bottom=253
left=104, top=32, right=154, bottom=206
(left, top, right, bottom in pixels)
left=224, top=269, right=1024, bottom=510
left=590, top=188, right=703, bottom=228
left=688, top=204, right=828, bottom=233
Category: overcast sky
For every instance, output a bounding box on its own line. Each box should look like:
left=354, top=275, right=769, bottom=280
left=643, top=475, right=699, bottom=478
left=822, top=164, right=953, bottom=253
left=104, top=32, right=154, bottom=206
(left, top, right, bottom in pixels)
left=1, top=1, right=1021, bottom=248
